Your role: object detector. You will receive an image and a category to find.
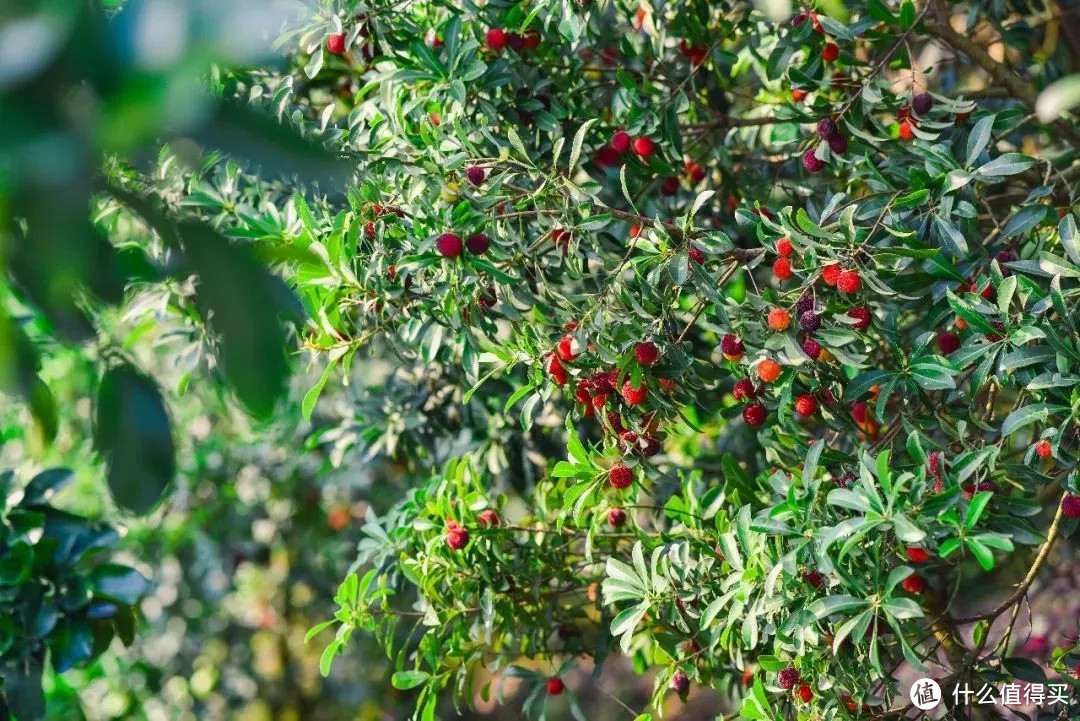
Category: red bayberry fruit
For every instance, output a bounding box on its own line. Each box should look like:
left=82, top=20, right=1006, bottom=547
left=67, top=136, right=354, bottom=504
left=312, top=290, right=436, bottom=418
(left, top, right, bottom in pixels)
left=608, top=507, right=627, bottom=527
left=660, top=176, right=680, bottom=195
left=466, top=166, right=485, bottom=186
left=547, top=354, right=567, bottom=385
left=851, top=402, right=869, bottom=425
left=902, top=574, right=925, bottom=594
left=685, top=161, right=706, bottom=183
left=778, top=667, right=800, bottom=690
left=688, top=246, right=705, bottom=265
left=437, top=232, right=463, bottom=258
left=821, top=263, right=841, bottom=285
left=772, top=257, right=793, bottom=281
left=556, top=335, right=579, bottom=361
left=828, top=134, right=848, bottom=154
left=621, top=379, right=647, bottom=405
left=635, top=341, right=659, bottom=366
left=506, top=32, right=524, bottom=51
left=816, top=118, right=837, bottom=139
left=326, top=33, right=346, bottom=55
left=1062, top=494, right=1080, bottom=519
left=552, top=227, right=571, bottom=249
left=906, top=547, right=930, bottom=563
left=546, top=677, right=564, bottom=695
left=1036, top=440, right=1052, bottom=458
left=937, top=330, right=960, bottom=355
left=743, top=402, right=767, bottom=427
left=837, top=269, right=861, bottom=293
left=721, top=334, right=744, bottom=361
left=768, top=308, right=791, bottom=331
left=478, top=509, right=500, bottom=528
left=802, top=338, right=822, bottom=359
left=757, top=359, right=782, bottom=383
left=777, top=237, right=793, bottom=257
left=802, top=148, right=825, bottom=172
left=848, top=307, right=871, bottom=330
left=671, top=670, right=690, bottom=694
left=609, top=464, right=633, bottom=489
left=446, top=524, right=469, bottom=550
left=466, top=233, right=490, bottom=255
left=633, top=136, right=655, bottom=159
left=912, top=93, right=933, bottom=115
left=792, top=87, right=808, bottom=102
left=794, top=394, right=818, bottom=417
left=486, top=28, right=507, bottom=51
left=821, top=41, right=839, bottom=62
left=797, top=684, right=813, bottom=703
left=611, top=129, right=631, bottom=153
left=523, top=29, right=541, bottom=48
left=804, top=570, right=824, bottom=588
left=733, top=378, right=756, bottom=402
left=898, top=119, right=915, bottom=140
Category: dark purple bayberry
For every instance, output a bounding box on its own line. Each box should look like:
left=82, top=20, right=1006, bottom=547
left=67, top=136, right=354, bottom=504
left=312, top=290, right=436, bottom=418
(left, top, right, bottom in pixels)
left=466, top=233, right=490, bottom=255
left=794, top=294, right=814, bottom=315
left=912, top=93, right=933, bottom=115
left=816, top=118, right=837, bottom=139
left=466, top=166, right=486, bottom=186
left=671, top=670, right=690, bottom=694
left=778, top=667, right=800, bottom=690
left=828, top=134, right=848, bottom=154
left=799, top=310, right=820, bottom=332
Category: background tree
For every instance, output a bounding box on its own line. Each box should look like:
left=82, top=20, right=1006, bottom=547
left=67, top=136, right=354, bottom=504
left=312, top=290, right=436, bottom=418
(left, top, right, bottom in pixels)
left=5, top=0, right=1080, bottom=719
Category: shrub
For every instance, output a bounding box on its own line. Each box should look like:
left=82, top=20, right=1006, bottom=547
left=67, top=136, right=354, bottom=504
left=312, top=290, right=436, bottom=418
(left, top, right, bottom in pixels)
left=4, top=0, right=1080, bottom=719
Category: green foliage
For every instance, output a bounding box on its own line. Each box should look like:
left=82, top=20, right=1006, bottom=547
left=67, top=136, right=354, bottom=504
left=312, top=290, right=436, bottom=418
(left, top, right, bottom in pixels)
left=0, top=468, right=147, bottom=718
left=5, top=0, right=1080, bottom=719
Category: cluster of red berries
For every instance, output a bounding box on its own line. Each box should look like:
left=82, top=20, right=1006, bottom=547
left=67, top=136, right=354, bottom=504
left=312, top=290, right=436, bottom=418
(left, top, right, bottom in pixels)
left=777, top=666, right=813, bottom=702
left=820, top=263, right=862, bottom=296
left=444, top=508, right=502, bottom=550
left=802, top=117, right=848, bottom=173
left=437, top=231, right=490, bottom=259
left=485, top=27, right=541, bottom=53
left=600, top=129, right=658, bottom=170
left=895, top=92, right=933, bottom=140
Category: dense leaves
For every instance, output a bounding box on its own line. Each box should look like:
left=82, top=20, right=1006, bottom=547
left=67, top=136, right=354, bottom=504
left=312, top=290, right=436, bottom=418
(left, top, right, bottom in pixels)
left=4, top=0, right=1080, bottom=719
left=0, top=469, right=147, bottom=717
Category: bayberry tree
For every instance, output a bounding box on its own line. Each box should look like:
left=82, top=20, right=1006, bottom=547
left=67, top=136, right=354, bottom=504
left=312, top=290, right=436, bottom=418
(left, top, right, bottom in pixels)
left=6, top=0, right=1080, bottom=719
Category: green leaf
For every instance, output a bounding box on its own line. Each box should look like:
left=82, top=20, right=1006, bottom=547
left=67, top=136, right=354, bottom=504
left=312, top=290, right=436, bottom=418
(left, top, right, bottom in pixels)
left=1001, top=205, right=1048, bottom=239
left=392, top=670, right=430, bottom=690
left=1004, top=657, right=1047, bottom=684
left=1000, top=403, right=1056, bottom=436
left=975, top=152, right=1035, bottom=179
left=965, top=537, right=995, bottom=571
left=965, top=114, right=995, bottom=166
left=91, top=564, right=150, bottom=605
left=568, top=118, right=597, bottom=171
left=94, top=364, right=175, bottom=514
left=181, top=222, right=303, bottom=418
left=965, top=491, right=993, bottom=529
left=807, top=594, right=868, bottom=620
